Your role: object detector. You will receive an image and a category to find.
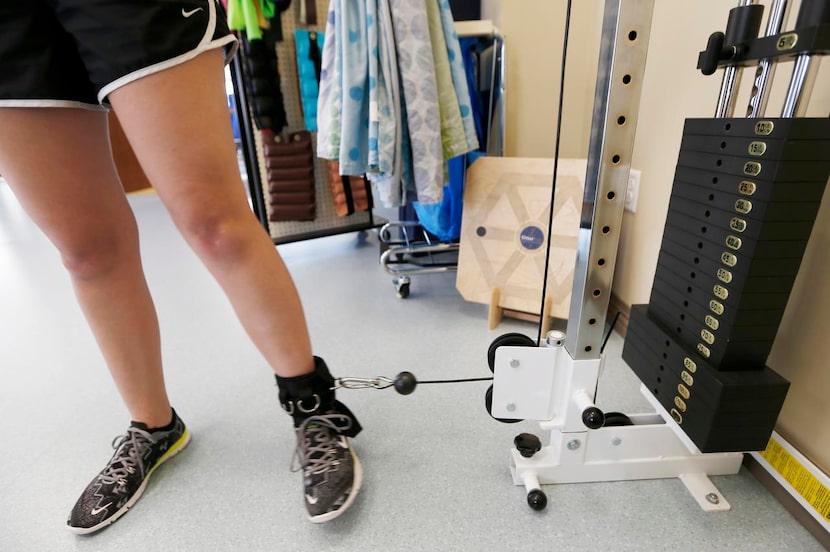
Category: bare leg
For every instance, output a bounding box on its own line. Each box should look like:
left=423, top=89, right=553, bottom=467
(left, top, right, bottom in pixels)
left=108, top=49, right=314, bottom=378
left=0, top=108, right=172, bottom=427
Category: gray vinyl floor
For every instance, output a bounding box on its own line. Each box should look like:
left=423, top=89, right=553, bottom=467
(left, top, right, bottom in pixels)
left=0, top=181, right=824, bottom=552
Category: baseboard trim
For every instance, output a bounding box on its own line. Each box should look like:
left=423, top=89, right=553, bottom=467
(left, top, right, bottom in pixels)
left=607, top=293, right=631, bottom=337
left=744, top=439, right=829, bottom=547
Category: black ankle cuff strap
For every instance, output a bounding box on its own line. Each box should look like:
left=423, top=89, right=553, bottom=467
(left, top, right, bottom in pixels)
left=280, top=394, right=322, bottom=416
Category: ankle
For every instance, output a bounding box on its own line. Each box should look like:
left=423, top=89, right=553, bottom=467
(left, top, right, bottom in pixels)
left=130, top=408, right=176, bottom=432
left=274, top=357, right=362, bottom=437
left=275, top=357, right=336, bottom=423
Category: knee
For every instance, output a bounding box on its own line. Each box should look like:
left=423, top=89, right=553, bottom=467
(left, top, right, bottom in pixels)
left=176, top=210, right=254, bottom=264
left=59, top=232, right=133, bottom=282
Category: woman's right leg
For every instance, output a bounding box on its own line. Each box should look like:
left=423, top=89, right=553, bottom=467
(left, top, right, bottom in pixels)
left=0, top=107, right=172, bottom=427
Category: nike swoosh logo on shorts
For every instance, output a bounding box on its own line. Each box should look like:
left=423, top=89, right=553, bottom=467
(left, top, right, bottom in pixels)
left=182, top=7, right=204, bottom=17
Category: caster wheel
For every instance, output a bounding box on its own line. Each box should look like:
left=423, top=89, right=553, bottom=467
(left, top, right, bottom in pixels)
left=484, top=385, right=521, bottom=423
left=527, top=489, right=547, bottom=511
left=396, top=282, right=410, bottom=299
left=487, top=333, right=536, bottom=372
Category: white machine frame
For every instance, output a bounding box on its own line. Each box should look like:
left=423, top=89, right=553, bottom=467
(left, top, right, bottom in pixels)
left=489, top=0, right=749, bottom=511
left=491, top=342, right=743, bottom=511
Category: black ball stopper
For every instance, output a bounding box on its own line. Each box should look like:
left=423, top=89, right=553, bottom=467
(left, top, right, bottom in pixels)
left=394, top=371, right=418, bottom=395
left=527, top=489, right=547, bottom=511
left=581, top=406, right=605, bottom=430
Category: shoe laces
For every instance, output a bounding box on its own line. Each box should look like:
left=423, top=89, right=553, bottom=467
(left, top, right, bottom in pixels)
left=98, top=427, right=155, bottom=486
left=291, top=413, right=352, bottom=475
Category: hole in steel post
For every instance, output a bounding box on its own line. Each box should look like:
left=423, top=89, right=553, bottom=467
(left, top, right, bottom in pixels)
left=701, top=227, right=707, bottom=234
left=592, top=289, right=601, bottom=297
left=607, top=191, right=616, bottom=200
left=602, top=226, right=611, bottom=234
left=709, top=194, right=715, bottom=201
left=617, top=116, right=626, bottom=125
left=589, top=318, right=597, bottom=325
left=597, top=258, right=606, bottom=266
left=683, top=300, right=689, bottom=307
left=622, top=74, right=632, bottom=84
left=612, top=154, right=621, bottom=164
left=628, top=30, right=637, bottom=41
left=725, top=123, right=732, bottom=131
left=720, top=141, right=727, bottom=149
left=716, top=159, right=723, bottom=167
left=585, top=346, right=593, bottom=352
left=694, top=257, right=700, bottom=264
left=680, top=314, right=685, bottom=321
left=712, top=177, right=719, bottom=184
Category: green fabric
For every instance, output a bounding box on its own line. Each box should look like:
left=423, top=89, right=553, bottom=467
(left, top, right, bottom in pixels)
left=227, top=0, right=276, bottom=40
left=425, top=0, right=468, bottom=161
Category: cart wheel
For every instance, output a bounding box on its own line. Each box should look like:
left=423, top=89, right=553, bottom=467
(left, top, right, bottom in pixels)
left=393, top=276, right=411, bottom=299
left=487, top=333, right=536, bottom=372
left=484, top=385, right=521, bottom=423
left=527, top=489, right=548, bottom=511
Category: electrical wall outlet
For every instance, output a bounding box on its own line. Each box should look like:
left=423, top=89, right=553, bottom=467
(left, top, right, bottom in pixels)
left=625, top=169, right=641, bottom=213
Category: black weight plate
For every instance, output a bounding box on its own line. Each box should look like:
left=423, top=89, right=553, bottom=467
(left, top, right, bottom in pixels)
left=677, top=150, right=830, bottom=183
left=674, top=165, right=828, bottom=204
left=655, top=246, right=797, bottom=295
left=669, top=192, right=820, bottom=226
left=682, top=117, right=830, bottom=141
left=680, top=134, right=830, bottom=161
left=659, top=233, right=803, bottom=279
left=663, top=218, right=808, bottom=260
left=654, top=247, right=793, bottom=311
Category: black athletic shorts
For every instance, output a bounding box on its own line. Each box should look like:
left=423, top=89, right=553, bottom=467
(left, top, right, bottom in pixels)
left=0, top=0, right=238, bottom=110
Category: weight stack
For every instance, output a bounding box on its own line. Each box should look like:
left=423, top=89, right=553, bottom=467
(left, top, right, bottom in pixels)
left=622, top=117, right=830, bottom=452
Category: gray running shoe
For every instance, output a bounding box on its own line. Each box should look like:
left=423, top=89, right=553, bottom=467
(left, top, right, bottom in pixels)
left=293, top=413, right=362, bottom=523
left=67, top=410, right=190, bottom=534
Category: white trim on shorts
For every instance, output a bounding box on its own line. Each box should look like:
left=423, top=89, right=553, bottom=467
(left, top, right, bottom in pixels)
left=97, top=0, right=238, bottom=103
left=0, top=99, right=107, bottom=111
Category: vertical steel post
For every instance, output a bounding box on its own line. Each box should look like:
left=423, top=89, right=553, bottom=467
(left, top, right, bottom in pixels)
left=781, top=55, right=821, bottom=117
left=715, top=0, right=758, bottom=118
left=564, top=0, right=655, bottom=360
left=746, top=0, right=790, bottom=118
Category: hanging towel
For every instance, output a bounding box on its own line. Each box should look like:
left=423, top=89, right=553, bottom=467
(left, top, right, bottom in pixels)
left=437, top=1, right=479, bottom=152
left=388, top=0, right=444, bottom=205
left=425, top=0, right=469, bottom=161
left=294, top=29, right=325, bottom=131
left=316, top=2, right=342, bottom=159
left=336, top=0, right=370, bottom=176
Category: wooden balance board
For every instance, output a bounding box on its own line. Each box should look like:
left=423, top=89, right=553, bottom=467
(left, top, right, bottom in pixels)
left=456, top=157, right=586, bottom=329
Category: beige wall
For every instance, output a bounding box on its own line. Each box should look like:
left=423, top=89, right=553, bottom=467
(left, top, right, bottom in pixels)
left=501, top=0, right=830, bottom=471
left=498, top=0, right=602, bottom=159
